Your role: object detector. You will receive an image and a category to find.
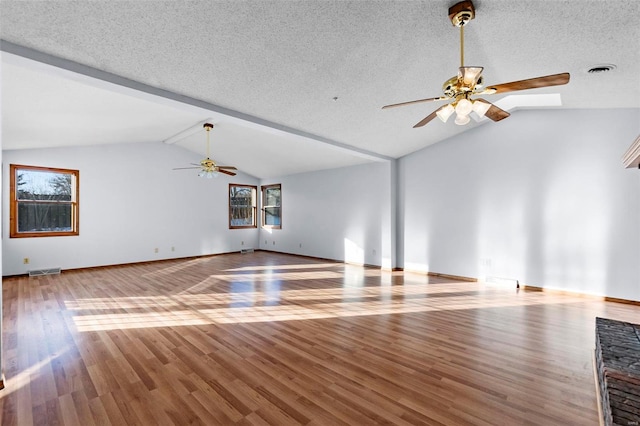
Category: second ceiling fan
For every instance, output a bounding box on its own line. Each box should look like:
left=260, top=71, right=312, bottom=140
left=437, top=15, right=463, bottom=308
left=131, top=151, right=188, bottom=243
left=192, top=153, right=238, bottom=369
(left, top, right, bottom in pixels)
left=382, top=0, right=570, bottom=128
left=173, top=123, right=237, bottom=178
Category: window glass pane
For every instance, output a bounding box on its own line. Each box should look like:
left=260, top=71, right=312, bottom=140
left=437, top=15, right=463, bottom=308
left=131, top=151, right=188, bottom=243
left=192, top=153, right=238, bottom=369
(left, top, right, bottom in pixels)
left=10, top=164, right=79, bottom=238
left=265, top=187, right=281, bottom=207
left=264, top=207, right=281, bottom=226
left=17, top=203, right=72, bottom=232
left=230, top=185, right=256, bottom=227
left=17, top=169, right=73, bottom=202
left=261, top=184, right=281, bottom=228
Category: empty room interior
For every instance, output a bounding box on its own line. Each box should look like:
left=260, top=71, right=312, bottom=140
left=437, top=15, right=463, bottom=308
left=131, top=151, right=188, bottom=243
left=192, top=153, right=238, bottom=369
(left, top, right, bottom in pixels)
left=1, top=1, right=639, bottom=425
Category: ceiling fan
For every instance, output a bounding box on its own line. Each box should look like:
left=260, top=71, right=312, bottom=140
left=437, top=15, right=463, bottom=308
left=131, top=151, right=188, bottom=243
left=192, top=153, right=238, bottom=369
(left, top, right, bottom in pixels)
left=382, top=0, right=570, bottom=127
left=173, top=123, right=237, bottom=178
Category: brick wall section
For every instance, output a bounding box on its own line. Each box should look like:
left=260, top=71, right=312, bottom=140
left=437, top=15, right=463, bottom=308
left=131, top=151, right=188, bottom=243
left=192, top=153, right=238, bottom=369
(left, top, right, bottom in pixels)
left=595, top=317, right=640, bottom=426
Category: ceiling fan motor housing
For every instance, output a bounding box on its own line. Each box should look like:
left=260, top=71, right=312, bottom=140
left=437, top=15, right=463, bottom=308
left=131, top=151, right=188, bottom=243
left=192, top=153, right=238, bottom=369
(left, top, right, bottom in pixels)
left=443, top=76, right=459, bottom=97
left=442, top=74, right=483, bottom=98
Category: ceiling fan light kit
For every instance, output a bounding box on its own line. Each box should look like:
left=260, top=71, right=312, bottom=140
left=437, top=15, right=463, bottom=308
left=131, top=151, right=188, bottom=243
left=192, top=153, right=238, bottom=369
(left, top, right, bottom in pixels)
left=472, top=99, right=491, bottom=116
left=436, top=104, right=455, bottom=122
left=198, top=168, right=219, bottom=179
left=382, top=0, right=570, bottom=128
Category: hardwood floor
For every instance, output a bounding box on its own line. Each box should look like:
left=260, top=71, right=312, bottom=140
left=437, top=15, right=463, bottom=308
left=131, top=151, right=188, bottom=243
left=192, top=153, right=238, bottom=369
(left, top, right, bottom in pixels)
left=1, top=251, right=638, bottom=425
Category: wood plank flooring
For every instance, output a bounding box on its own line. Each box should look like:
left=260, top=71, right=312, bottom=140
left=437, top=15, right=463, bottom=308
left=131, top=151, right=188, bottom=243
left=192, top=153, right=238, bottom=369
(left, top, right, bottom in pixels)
left=1, top=251, right=638, bottom=425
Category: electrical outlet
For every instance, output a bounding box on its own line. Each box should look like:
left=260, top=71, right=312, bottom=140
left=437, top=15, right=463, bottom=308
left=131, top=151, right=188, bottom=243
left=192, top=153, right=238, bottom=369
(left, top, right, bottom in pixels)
left=23, top=257, right=30, bottom=264
left=265, top=240, right=267, bottom=245
left=154, top=248, right=159, bottom=253
left=299, top=243, right=302, bottom=248
left=241, top=241, right=244, bottom=246
left=171, top=247, right=175, bottom=252
left=272, top=241, right=275, bottom=245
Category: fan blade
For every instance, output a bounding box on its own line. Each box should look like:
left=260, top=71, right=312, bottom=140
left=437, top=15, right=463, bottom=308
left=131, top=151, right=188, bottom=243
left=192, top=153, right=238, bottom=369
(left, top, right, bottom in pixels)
left=217, top=166, right=237, bottom=170
left=173, top=167, right=201, bottom=170
left=474, top=98, right=510, bottom=122
left=218, top=169, right=236, bottom=176
left=486, top=72, right=570, bottom=94
left=485, top=104, right=510, bottom=122
left=413, top=106, right=446, bottom=128
left=382, top=96, right=447, bottom=110
left=458, top=66, right=483, bottom=87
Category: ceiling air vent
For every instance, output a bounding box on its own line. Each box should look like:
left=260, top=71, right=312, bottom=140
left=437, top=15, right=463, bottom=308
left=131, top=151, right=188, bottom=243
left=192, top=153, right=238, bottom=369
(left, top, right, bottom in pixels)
left=587, top=64, right=616, bottom=74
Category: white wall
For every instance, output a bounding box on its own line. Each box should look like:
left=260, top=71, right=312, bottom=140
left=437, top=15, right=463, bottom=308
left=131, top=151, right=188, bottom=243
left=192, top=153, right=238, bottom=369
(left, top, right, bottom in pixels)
left=4, top=108, right=638, bottom=303
left=259, top=161, right=394, bottom=268
left=2, top=142, right=260, bottom=275
left=399, top=108, right=640, bottom=301
left=0, top=77, right=3, bottom=385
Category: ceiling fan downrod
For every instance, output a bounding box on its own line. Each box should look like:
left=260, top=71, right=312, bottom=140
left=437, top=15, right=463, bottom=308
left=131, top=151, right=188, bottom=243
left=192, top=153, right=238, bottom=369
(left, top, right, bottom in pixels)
left=460, top=25, right=464, bottom=67
left=203, top=123, right=213, bottom=159
left=448, top=0, right=475, bottom=67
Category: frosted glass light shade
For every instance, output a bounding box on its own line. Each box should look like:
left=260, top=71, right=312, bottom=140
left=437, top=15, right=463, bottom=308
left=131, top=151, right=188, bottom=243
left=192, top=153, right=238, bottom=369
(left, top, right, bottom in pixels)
left=200, top=170, right=219, bottom=178
left=455, top=98, right=473, bottom=116
left=454, top=114, right=471, bottom=125
left=458, top=67, right=484, bottom=86
left=436, top=104, right=455, bottom=123
left=473, top=100, right=491, bottom=117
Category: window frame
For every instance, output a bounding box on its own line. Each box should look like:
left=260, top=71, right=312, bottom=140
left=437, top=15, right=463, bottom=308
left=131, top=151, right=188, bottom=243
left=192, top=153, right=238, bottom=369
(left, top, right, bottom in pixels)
left=228, top=183, right=257, bottom=229
left=261, top=183, right=282, bottom=229
left=10, top=164, right=80, bottom=238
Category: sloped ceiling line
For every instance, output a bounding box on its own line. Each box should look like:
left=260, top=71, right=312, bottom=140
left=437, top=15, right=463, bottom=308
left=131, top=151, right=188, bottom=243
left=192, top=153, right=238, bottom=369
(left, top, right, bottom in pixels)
left=0, top=39, right=391, bottom=163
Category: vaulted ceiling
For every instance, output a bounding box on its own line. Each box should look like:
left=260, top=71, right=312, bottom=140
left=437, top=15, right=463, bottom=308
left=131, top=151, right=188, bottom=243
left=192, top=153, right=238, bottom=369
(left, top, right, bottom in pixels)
left=2, top=1, right=639, bottom=178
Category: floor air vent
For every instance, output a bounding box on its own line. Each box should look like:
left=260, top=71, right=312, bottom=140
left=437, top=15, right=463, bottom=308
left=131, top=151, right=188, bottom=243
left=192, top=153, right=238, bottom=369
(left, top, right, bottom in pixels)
left=240, top=248, right=254, bottom=254
left=29, top=267, right=62, bottom=277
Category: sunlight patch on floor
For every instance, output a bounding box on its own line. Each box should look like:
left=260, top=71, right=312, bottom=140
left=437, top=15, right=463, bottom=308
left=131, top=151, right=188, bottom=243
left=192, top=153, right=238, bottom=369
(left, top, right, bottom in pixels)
left=224, top=263, right=342, bottom=272
left=65, top=281, right=496, bottom=311
left=70, top=287, right=587, bottom=332
left=141, top=257, right=209, bottom=279
left=176, top=269, right=383, bottom=294
left=1, top=352, right=66, bottom=398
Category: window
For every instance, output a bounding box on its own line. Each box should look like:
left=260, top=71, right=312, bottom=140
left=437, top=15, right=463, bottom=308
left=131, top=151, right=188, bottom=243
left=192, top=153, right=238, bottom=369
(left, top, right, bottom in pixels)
left=10, top=164, right=79, bottom=238
left=229, top=184, right=257, bottom=228
left=261, top=184, right=281, bottom=229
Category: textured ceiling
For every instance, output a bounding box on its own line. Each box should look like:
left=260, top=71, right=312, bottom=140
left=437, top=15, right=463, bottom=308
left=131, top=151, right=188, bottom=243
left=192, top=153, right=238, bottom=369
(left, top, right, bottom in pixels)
left=1, top=0, right=639, bottom=177
left=1, top=53, right=378, bottom=178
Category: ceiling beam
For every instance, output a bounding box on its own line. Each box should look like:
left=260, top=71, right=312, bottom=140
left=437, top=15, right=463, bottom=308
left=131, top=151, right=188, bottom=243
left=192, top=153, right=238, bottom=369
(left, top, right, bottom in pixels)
left=1, top=39, right=392, bottom=163
left=163, top=118, right=215, bottom=145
